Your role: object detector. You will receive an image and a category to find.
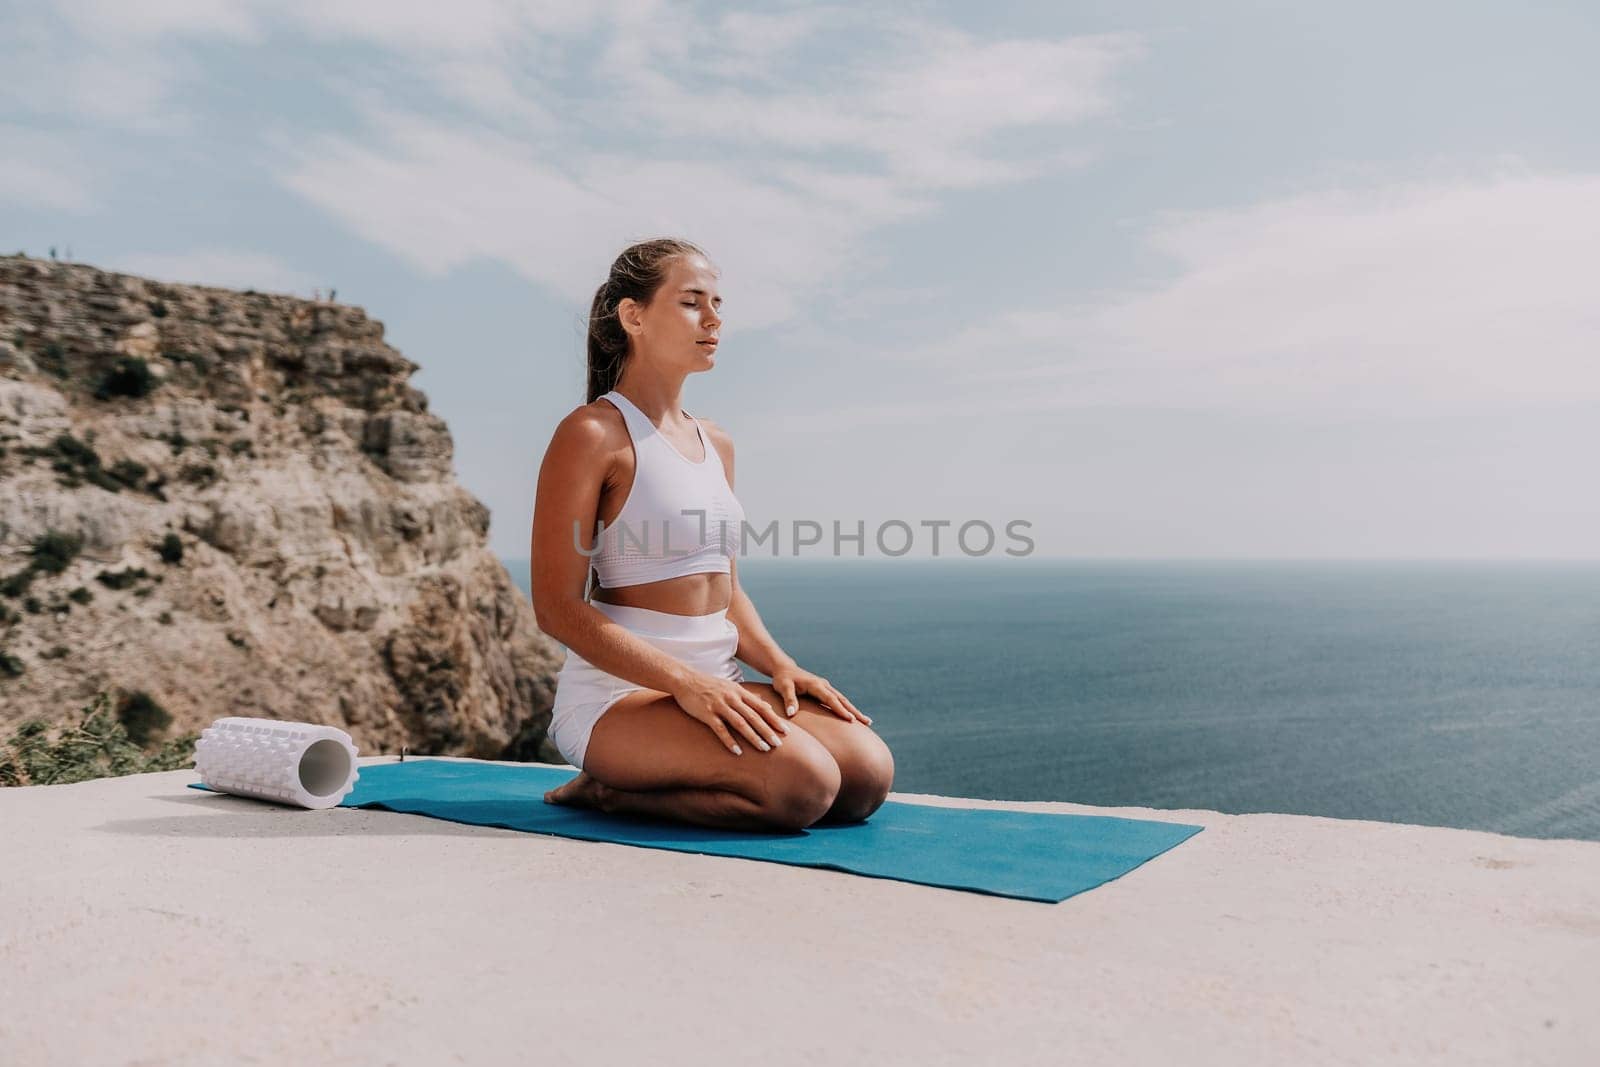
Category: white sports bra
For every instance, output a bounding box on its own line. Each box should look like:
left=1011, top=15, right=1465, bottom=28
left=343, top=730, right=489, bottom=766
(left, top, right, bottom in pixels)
left=588, top=389, right=746, bottom=591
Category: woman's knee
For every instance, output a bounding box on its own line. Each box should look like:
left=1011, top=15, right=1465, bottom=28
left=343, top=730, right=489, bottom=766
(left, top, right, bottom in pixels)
left=830, top=732, right=896, bottom=822
left=763, top=741, right=842, bottom=831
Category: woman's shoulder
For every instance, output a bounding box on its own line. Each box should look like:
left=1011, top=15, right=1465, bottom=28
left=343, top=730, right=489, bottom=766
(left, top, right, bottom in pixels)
left=549, top=398, right=628, bottom=454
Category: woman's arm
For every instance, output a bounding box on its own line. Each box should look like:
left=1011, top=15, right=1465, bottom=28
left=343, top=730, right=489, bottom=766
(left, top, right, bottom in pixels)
left=708, top=423, right=870, bottom=726
left=726, top=556, right=797, bottom=677
left=703, top=424, right=796, bottom=675
left=530, top=408, right=699, bottom=692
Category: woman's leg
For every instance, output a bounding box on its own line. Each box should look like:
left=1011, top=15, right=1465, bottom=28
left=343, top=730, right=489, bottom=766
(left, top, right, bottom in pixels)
left=544, top=688, right=843, bottom=832
left=738, top=683, right=895, bottom=823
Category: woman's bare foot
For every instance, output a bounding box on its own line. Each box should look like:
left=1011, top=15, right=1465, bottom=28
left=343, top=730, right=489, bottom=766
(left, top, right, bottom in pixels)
left=543, top=770, right=616, bottom=811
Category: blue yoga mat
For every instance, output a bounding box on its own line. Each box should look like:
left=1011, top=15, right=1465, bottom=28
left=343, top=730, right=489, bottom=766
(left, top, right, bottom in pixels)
left=189, top=759, right=1203, bottom=903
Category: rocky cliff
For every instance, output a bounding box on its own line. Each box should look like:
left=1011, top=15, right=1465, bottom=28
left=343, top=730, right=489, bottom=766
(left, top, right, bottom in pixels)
left=0, top=254, right=563, bottom=762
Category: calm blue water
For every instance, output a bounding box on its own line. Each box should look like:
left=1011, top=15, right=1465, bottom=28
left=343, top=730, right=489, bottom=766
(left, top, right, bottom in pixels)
left=503, top=559, right=1600, bottom=843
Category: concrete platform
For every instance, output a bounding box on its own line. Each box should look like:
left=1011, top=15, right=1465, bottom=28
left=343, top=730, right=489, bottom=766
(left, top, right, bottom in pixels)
left=2, top=756, right=1597, bottom=1065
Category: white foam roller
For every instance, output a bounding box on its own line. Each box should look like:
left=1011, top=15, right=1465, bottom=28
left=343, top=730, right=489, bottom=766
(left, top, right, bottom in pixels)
left=194, top=717, right=361, bottom=810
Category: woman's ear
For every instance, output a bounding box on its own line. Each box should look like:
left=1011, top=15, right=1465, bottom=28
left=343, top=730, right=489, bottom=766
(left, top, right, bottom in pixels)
left=617, top=295, right=645, bottom=339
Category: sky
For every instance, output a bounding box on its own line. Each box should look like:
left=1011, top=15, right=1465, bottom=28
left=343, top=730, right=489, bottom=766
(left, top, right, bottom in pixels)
left=3, top=0, right=1598, bottom=560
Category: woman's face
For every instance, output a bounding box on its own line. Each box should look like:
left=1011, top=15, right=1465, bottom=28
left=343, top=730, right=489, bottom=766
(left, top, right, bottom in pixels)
left=623, top=254, right=723, bottom=373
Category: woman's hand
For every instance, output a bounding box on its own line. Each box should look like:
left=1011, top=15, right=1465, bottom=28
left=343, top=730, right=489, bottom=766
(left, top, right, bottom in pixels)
left=769, top=663, right=872, bottom=726
left=671, top=671, right=792, bottom=756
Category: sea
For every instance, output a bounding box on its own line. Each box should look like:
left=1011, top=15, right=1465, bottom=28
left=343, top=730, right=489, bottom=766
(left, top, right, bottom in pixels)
left=503, top=558, right=1600, bottom=843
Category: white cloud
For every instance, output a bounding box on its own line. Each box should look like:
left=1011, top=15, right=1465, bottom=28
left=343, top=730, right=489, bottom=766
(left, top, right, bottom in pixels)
left=1, top=2, right=260, bottom=131
left=0, top=1, right=562, bottom=129
left=2, top=2, right=1135, bottom=332
left=272, top=0, right=590, bottom=54
left=595, top=17, right=1135, bottom=190
left=271, top=8, right=1133, bottom=329
left=106, top=249, right=317, bottom=294
left=55, top=0, right=263, bottom=40
left=278, top=111, right=922, bottom=329
left=0, top=126, right=98, bottom=213
left=277, top=115, right=620, bottom=293
left=709, top=6, right=844, bottom=81
left=890, top=168, right=1600, bottom=418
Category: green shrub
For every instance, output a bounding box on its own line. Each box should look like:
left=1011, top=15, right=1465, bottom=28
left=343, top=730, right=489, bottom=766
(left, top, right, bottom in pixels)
left=164, top=350, right=215, bottom=374
left=117, top=690, right=171, bottom=746
left=157, top=533, right=183, bottom=564
left=108, top=458, right=147, bottom=489
left=96, top=567, right=150, bottom=591
left=181, top=463, right=217, bottom=487
left=49, top=435, right=126, bottom=493
left=2, top=531, right=87, bottom=600
left=0, top=569, right=36, bottom=598
left=52, top=433, right=97, bottom=467
left=68, top=586, right=92, bottom=605
left=0, top=693, right=197, bottom=786
left=0, top=651, right=22, bottom=678
left=84, top=467, right=123, bottom=493
left=40, top=342, right=68, bottom=379
left=93, top=357, right=157, bottom=400
left=30, top=530, right=83, bottom=575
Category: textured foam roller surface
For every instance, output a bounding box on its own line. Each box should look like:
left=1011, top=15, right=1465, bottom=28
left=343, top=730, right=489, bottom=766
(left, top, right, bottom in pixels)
left=193, top=717, right=360, bottom=809
left=191, top=758, right=1204, bottom=901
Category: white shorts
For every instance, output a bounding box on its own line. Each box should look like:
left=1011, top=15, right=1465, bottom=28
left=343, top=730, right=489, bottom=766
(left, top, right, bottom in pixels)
left=548, top=601, right=746, bottom=770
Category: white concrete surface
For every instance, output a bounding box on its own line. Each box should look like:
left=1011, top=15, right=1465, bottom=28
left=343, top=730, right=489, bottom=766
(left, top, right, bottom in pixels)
left=2, top=756, right=1597, bottom=1066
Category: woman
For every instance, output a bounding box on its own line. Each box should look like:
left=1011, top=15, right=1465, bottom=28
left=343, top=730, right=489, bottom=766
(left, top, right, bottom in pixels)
left=532, top=238, right=895, bottom=831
